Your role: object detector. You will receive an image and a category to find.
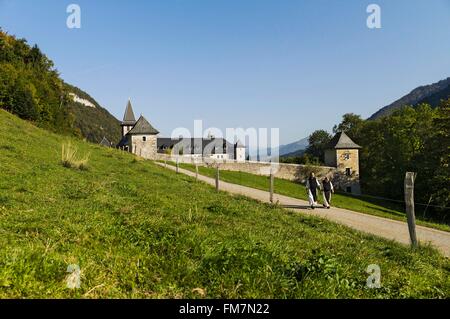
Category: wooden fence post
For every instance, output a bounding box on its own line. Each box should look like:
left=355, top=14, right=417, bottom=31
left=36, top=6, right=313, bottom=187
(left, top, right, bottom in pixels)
left=270, top=170, right=274, bottom=203
left=176, top=159, right=179, bottom=174
left=405, top=172, right=418, bottom=247
left=195, top=164, right=199, bottom=181
left=215, top=166, right=220, bottom=191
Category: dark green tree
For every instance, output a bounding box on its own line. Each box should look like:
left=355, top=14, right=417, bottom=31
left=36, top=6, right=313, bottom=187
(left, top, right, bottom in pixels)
left=414, top=99, right=450, bottom=215
left=0, top=30, right=74, bottom=135
left=305, top=130, right=332, bottom=163
left=333, top=113, right=365, bottom=142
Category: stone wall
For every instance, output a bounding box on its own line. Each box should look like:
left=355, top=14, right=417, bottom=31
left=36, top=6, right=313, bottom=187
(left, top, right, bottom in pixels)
left=154, top=154, right=336, bottom=183
left=205, top=161, right=336, bottom=182
left=153, top=148, right=361, bottom=193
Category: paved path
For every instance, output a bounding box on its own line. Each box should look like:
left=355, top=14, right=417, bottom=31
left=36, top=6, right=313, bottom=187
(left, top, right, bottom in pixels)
left=157, top=163, right=450, bottom=257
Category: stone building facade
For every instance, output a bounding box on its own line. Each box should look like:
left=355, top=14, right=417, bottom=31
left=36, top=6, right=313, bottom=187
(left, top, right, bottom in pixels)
left=117, top=100, right=160, bottom=159
left=324, top=132, right=361, bottom=194
left=117, top=100, right=245, bottom=161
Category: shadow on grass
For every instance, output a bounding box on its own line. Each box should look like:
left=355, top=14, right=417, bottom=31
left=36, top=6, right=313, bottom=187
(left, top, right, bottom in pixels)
left=335, top=191, right=450, bottom=227
left=282, top=204, right=330, bottom=210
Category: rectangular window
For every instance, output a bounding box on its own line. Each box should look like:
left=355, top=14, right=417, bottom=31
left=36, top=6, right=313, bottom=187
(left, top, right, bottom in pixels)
left=143, top=136, right=147, bottom=142
left=346, top=168, right=351, bottom=176
left=346, top=186, right=352, bottom=193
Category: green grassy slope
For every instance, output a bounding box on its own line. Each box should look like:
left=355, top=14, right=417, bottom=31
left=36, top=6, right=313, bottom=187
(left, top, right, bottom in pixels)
left=171, top=163, right=450, bottom=232
left=0, top=109, right=449, bottom=299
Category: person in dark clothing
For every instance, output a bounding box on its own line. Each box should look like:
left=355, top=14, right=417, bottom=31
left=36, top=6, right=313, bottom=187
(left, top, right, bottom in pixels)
left=322, top=176, right=334, bottom=209
left=306, top=172, right=321, bottom=209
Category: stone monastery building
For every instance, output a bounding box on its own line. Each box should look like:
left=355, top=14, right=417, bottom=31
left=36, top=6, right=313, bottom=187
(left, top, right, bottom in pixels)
left=117, top=100, right=246, bottom=162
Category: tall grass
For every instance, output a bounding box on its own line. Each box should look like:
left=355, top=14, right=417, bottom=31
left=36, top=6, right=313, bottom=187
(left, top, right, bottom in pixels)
left=61, top=142, right=90, bottom=170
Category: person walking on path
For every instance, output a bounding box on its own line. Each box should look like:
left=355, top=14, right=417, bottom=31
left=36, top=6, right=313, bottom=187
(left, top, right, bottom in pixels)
left=322, top=176, right=334, bottom=209
left=306, top=172, right=321, bottom=209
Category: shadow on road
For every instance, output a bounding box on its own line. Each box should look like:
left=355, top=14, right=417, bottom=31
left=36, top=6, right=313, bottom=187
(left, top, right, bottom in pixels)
left=282, top=205, right=329, bottom=210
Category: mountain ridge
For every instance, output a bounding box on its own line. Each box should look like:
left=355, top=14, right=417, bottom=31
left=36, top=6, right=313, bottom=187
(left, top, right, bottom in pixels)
left=64, top=82, right=121, bottom=144
left=246, top=137, right=309, bottom=160
left=279, top=137, right=309, bottom=156
left=369, top=77, right=450, bottom=120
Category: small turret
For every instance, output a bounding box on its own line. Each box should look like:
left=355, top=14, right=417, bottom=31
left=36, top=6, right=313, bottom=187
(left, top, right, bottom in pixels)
left=121, top=99, right=136, bottom=137
left=324, top=131, right=361, bottom=194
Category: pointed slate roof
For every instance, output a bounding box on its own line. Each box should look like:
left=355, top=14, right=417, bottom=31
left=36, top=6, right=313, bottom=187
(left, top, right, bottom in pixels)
left=156, top=137, right=234, bottom=155
left=127, top=115, right=159, bottom=135
left=99, top=137, right=111, bottom=147
left=326, top=132, right=361, bottom=149
left=122, top=100, right=136, bottom=125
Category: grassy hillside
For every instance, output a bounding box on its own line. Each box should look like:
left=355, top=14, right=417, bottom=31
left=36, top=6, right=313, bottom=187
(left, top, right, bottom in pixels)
left=168, top=163, right=450, bottom=232
left=0, top=109, right=449, bottom=299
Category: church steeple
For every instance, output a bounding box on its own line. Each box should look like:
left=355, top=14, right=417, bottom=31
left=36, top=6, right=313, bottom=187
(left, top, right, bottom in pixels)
left=122, top=99, right=136, bottom=124
left=121, top=99, right=136, bottom=137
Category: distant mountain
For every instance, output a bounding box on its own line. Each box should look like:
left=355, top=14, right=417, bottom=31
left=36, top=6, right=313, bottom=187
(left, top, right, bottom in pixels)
left=247, top=137, right=309, bottom=161
left=280, top=149, right=306, bottom=158
left=65, top=83, right=121, bottom=144
left=369, top=77, right=450, bottom=120
left=279, top=137, right=309, bottom=156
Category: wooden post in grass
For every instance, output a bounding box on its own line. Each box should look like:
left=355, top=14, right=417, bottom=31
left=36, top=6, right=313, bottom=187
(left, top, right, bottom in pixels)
left=176, top=158, right=179, bottom=174
left=195, top=164, right=199, bottom=181
left=270, top=169, right=274, bottom=203
left=215, top=165, right=220, bottom=191
left=404, top=172, right=418, bottom=247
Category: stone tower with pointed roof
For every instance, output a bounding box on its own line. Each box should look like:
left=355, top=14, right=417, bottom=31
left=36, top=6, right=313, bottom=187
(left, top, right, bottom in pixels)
left=118, top=100, right=160, bottom=159
left=325, top=132, right=361, bottom=194
left=121, top=99, right=136, bottom=137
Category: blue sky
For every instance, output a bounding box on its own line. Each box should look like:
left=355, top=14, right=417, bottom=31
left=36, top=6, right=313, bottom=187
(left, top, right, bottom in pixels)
left=1, top=0, right=450, bottom=144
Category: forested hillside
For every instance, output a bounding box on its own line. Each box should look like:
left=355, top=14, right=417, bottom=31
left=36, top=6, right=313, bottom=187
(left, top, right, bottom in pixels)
left=65, top=83, right=121, bottom=144
left=304, top=101, right=450, bottom=222
left=370, top=77, right=450, bottom=120
left=0, top=30, right=74, bottom=135
left=0, top=30, right=120, bottom=144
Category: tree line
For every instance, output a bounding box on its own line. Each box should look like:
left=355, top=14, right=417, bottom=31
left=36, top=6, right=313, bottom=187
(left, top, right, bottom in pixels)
left=0, top=30, right=76, bottom=135
left=286, top=101, right=449, bottom=219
